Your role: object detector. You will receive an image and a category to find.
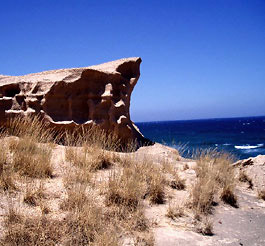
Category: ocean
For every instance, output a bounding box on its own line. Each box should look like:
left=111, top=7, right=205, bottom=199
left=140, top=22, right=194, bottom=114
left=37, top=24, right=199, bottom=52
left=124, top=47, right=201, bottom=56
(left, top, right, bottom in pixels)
left=136, top=116, right=265, bottom=160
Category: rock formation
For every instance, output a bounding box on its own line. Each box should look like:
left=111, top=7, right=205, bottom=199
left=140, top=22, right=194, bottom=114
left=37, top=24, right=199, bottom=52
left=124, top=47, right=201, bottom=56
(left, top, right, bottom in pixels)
left=0, top=57, right=148, bottom=144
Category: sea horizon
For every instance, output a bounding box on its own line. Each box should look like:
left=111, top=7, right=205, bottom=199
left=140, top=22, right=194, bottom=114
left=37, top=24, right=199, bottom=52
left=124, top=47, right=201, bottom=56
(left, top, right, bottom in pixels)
left=135, top=115, right=265, bottom=124
left=136, top=115, right=265, bottom=160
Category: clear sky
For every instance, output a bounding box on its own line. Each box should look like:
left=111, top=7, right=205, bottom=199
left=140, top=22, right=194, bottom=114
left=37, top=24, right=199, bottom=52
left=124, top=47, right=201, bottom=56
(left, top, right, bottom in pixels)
left=1, top=0, right=264, bottom=122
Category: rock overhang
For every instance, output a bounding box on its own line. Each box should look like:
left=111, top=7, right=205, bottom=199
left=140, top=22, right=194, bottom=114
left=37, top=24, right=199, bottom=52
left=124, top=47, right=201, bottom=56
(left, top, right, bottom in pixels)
left=0, top=57, right=150, bottom=145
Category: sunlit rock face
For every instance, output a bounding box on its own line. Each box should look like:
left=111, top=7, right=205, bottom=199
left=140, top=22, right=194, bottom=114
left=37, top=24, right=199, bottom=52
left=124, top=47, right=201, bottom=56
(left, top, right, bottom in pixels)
left=0, top=57, right=148, bottom=144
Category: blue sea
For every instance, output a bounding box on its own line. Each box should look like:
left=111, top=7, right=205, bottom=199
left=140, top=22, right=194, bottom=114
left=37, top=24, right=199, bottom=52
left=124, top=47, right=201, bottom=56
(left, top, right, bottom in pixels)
left=136, top=116, right=265, bottom=160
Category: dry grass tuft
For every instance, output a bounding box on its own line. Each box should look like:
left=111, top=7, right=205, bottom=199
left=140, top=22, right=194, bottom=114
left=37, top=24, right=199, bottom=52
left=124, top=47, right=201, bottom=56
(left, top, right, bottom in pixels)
left=6, top=115, right=55, bottom=143
left=4, top=203, right=63, bottom=246
left=64, top=166, right=93, bottom=186
left=138, top=160, right=165, bottom=204
left=5, top=205, right=23, bottom=226
left=92, top=230, right=120, bottom=246
left=10, top=137, right=53, bottom=178
left=166, top=202, right=184, bottom=219
left=220, top=185, right=238, bottom=207
left=4, top=215, right=63, bottom=246
left=191, top=150, right=237, bottom=216
left=63, top=125, right=122, bottom=151
left=133, top=234, right=155, bottom=246
left=64, top=194, right=120, bottom=246
left=65, top=145, right=113, bottom=172
left=23, top=182, right=45, bottom=206
left=239, top=170, right=253, bottom=189
left=183, top=163, right=189, bottom=170
left=170, top=172, right=186, bottom=190
left=0, top=142, right=16, bottom=191
left=61, top=184, right=89, bottom=211
left=195, top=217, right=214, bottom=236
left=257, top=189, right=265, bottom=201
left=105, top=168, right=144, bottom=210
left=1, top=115, right=157, bottom=245
left=148, top=171, right=165, bottom=204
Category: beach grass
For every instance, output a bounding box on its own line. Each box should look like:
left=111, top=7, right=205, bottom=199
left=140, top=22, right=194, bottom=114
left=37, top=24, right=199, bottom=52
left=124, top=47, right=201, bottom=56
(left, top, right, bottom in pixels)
left=0, top=115, right=243, bottom=244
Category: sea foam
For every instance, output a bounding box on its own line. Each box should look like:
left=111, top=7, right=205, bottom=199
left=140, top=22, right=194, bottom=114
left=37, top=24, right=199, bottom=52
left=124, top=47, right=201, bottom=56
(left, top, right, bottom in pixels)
left=234, top=144, right=264, bottom=150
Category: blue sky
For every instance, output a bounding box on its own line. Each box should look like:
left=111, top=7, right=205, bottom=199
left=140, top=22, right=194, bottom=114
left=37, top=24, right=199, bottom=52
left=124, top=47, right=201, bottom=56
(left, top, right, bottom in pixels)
left=1, top=0, right=264, bottom=122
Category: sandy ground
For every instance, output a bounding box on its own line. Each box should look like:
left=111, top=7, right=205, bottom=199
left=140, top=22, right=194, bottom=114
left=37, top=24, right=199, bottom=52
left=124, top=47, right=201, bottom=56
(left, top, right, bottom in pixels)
left=0, top=141, right=264, bottom=245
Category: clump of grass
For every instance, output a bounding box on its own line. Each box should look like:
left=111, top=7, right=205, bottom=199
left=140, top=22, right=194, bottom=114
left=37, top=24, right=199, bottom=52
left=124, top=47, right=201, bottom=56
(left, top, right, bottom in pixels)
left=239, top=170, right=253, bottom=189
left=133, top=234, right=154, bottom=246
left=148, top=171, right=165, bottom=204
left=166, top=202, right=184, bottom=219
left=9, top=137, right=53, bottom=178
left=92, top=230, right=119, bottom=246
left=258, top=190, right=265, bottom=201
left=162, top=161, right=185, bottom=190
left=4, top=215, right=63, bottom=246
left=128, top=209, right=149, bottom=232
left=183, top=163, right=189, bottom=170
left=3, top=203, right=63, bottom=246
left=63, top=125, right=122, bottom=151
left=64, top=192, right=120, bottom=246
left=195, top=217, right=214, bottom=236
left=191, top=177, right=216, bottom=215
left=105, top=167, right=144, bottom=210
left=65, top=145, right=112, bottom=172
left=5, top=205, right=22, bottom=226
left=220, top=185, right=238, bottom=207
left=23, top=182, right=45, bottom=206
left=61, top=184, right=89, bottom=211
left=64, top=166, right=93, bottom=186
left=170, top=172, right=186, bottom=190
left=6, top=115, right=55, bottom=143
left=191, top=150, right=237, bottom=217
left=0, top=142, right=16, bottom=191
left=40, top=205, right=50, bottom=215
left=137, top=160, right=165, bottom=204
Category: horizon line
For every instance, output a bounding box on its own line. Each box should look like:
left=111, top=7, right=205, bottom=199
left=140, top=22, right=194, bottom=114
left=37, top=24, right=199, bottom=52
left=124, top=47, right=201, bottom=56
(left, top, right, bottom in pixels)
left=135, top=115, right=265, bottom=124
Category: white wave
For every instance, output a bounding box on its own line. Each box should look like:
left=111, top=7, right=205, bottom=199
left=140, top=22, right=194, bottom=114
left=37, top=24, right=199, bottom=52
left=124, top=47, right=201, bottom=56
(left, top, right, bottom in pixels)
left=223, top=143, right=231, bottom=146
left=235, top=144, right=263, bottom=150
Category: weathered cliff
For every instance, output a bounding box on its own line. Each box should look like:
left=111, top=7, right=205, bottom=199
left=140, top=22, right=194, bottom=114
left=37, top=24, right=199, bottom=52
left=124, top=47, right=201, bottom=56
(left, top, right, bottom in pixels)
left=0, top=57, right=147, bottom=143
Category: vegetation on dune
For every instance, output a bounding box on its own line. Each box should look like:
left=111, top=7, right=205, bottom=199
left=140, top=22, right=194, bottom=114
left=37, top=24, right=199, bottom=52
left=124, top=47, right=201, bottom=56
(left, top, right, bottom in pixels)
left=0, top=115, right=243, bottom=244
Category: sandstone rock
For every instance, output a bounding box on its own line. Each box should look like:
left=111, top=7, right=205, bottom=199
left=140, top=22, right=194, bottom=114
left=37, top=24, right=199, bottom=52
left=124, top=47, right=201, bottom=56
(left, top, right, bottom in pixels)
left=235, top=155, right=265, bottom=191
left=0, top=57, right=149, bottom=144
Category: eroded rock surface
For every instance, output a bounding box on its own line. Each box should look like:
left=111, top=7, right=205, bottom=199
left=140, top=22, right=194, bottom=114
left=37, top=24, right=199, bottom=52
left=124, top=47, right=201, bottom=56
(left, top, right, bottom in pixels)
left=235, top=155, right=265, bottom=191
left=0, top=57, right=147, bottom=143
